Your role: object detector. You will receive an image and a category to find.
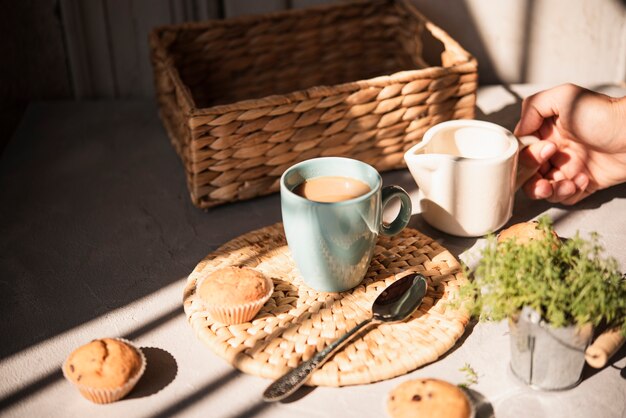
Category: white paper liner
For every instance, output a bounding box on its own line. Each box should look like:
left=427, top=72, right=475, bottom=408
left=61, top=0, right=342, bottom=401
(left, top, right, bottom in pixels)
left=63, top=338, right=146, bottom=404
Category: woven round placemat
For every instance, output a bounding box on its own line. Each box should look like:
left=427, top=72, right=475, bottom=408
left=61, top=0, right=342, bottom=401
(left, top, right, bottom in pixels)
left=183, top=223, right=469, bottom=386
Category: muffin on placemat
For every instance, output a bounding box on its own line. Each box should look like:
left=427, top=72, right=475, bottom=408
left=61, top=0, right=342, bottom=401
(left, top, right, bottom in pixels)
left=197, top=266, right=273, bottom=325
left=387, top=378, right=473, bottom=418
left=62, top=338, right=146, bottom=404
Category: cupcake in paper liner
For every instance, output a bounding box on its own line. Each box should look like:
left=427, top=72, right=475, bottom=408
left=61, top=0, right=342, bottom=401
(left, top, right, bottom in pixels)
left=387, top=378, right=474, bottom=418
left=62, top=338, right=146, bottom=404
left=197, top=266, right=274, bottom=325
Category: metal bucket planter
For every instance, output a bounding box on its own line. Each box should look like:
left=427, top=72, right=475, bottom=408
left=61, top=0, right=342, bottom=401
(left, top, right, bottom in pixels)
left=508, top=306, right=593, bottom=390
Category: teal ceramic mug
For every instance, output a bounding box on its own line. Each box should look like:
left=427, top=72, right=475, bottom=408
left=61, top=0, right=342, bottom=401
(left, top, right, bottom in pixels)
left=280, top=157, right=412, bottom=292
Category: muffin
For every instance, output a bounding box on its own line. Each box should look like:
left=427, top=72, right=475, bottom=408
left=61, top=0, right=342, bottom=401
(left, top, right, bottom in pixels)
left=497, top=221, right=558, bottom=245
left=387, top=378, right=473, bottom=418
left=197, top=266, right=273, bottom=324
left=62, top=338, right=146, bottom=404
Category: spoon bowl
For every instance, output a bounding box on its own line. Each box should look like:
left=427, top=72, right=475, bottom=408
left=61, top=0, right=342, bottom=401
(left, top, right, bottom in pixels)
left=263, top=272, right=428, bottom=402
left=373, top=273, right=428, bottom=322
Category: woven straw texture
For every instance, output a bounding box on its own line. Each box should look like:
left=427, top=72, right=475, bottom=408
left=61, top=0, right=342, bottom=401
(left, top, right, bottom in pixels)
left=151, top=0, right=478, bottom=209
left=183, top=223, right=469, bottom=386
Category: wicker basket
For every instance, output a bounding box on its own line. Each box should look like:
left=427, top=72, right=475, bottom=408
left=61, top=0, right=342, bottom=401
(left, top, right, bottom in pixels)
left=150, top=0, right=477, bottom=209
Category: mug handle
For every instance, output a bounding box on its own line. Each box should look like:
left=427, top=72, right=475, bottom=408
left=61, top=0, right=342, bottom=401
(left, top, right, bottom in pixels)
left=515, top=135, right=542, bottom=190
left=380, top=185, right=412, bottom=236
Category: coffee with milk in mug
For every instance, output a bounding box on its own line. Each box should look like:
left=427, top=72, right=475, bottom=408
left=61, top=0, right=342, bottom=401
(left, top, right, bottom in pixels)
left=293, top=176, right=371, bottom=203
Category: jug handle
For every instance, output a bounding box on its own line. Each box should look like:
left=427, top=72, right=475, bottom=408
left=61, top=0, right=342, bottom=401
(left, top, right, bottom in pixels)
left=585, top=328, right=625, bottom=368
left=515, top=135, right=542, bottom=191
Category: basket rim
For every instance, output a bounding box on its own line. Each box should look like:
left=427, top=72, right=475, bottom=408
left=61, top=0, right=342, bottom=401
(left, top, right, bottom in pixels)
left=190, top=64, right=478, bottom=118
left=150, top=0, right=477, bottom=116
left=151, top=0, right=405, bottom=35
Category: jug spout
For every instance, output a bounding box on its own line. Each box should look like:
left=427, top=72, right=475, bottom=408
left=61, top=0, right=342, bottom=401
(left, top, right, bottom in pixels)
left=408, top=153, right=444, bottom=171
left=403, top=152, right=449, bottom=195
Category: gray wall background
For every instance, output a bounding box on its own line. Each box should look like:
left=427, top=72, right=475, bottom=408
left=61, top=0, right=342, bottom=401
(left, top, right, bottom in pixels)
left=2, top=0, right=626, bottom=151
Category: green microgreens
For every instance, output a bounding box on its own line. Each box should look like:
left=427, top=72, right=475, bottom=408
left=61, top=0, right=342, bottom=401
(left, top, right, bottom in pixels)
left=458, top=362, right=479, bottom=388
left=460, top=217, right=626, bottom=333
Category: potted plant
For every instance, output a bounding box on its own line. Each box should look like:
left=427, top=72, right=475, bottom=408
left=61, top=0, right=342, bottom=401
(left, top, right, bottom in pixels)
left=462, top=217, right=626, bottom=390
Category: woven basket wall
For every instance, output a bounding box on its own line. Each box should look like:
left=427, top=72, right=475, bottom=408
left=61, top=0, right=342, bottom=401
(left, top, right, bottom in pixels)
left=150, top=0, right=478, bottom=209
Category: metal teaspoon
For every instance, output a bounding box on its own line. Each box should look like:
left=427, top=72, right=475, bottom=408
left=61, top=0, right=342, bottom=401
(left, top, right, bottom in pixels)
left=262, top=272, right=428, bottom=402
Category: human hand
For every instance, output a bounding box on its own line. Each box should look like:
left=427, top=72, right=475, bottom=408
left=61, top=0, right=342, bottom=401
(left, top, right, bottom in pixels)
left=515, top=83, right=626, bottom=205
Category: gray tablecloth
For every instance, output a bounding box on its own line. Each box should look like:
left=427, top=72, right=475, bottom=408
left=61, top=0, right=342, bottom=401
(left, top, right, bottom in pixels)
left=1, top=85, right=624, bottom=418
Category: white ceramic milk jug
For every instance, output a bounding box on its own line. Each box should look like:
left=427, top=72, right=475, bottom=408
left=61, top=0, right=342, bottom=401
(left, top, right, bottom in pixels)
left=404, top=120, right=537, bottom=237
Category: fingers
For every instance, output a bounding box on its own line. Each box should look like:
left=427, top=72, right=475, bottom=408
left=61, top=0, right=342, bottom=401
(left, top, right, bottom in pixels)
left=520, top=134, right=593, bottom=204
left=522, top=174, right=553, bottom=200
left=546, top=180, right=577, bottom=203
left=517, top=140, right=557, bottom=187
left=547, top=148, right=584, bottom=178
left=519, top=140, right=557, bottom=169
left=524, top=172, right=590, bottom=205
left=548, top=176, right=590, bottom=205
left=573, top=172, right=590, bottom=191
left=560, top=173, right=591, bottom=205
left=524, top=177, right=585, bottom=205
left=519, top=140, right=557, bottom=200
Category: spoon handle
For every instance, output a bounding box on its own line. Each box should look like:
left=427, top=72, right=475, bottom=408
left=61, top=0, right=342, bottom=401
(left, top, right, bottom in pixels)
left=262, top=317, right=373, bottom=402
